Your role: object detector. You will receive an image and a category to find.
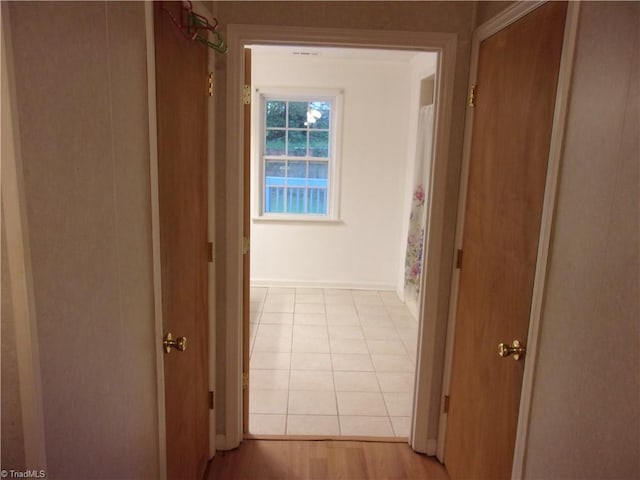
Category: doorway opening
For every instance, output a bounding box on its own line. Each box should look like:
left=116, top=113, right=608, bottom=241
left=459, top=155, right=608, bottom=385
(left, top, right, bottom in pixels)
left=246, top=45, right=438, bottom=438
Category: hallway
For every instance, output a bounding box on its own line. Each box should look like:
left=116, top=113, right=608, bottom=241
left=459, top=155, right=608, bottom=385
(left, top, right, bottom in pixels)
left=249, top=287, right=419, bottom=437
left=208, top=439, right=448, bottom=479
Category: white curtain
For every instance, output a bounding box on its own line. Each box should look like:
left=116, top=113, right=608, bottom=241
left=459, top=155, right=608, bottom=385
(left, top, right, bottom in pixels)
left=404, top=104, right=434, bottom=305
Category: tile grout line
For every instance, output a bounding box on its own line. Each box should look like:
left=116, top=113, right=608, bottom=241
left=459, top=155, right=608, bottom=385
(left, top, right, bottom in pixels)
left=283, top=286, right=294, bottom=435
left=384, top=293, right=417, bottom=435
left=359, top=291, right=396, bottom=436
left=326, top=288, right=342, bottom=436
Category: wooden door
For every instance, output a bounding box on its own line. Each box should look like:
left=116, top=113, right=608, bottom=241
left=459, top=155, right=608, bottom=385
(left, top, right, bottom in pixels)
left=242, top=47, right=252, bottom=433
left=154, top=2, right=209, bottom=478
left=444, top=3, right=566, bottom=479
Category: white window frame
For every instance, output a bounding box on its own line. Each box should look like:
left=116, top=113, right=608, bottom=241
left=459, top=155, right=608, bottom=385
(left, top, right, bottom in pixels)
left=253, top=87, right=343, bottom=222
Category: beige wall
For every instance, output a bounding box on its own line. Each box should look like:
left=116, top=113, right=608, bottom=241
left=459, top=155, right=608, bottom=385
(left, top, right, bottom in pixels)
left=212, top=0, right=476, bottom=435
left=475, top=1, right=515, bottom=26
left=6, top=2, right=159, bottom=478
left=523, top=2, right=640, bottom=478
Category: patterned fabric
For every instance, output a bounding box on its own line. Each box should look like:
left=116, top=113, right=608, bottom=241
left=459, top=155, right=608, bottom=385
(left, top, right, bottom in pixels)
left=404, top=185, right=425, bottom=293
left=404, top=105, right=434, bottom=301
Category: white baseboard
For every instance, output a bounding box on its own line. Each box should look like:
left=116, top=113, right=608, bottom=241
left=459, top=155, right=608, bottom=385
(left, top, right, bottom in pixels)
left=426, top=439, right=438, bottom=456
left=406, top=297, right=419, bottom=320
left=250, top=278, right=396, bottom=291
left=215, top=434, right=230, bottom=451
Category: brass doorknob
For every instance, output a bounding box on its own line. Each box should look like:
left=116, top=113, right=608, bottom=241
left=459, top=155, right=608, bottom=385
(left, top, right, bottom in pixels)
left=498, top=340, right=526, bottom=360
left=163, top=332, right=187, bottom=353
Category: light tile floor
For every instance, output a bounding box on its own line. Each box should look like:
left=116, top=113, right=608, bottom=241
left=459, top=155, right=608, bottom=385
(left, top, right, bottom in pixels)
left=249, top=287, right=418, bottom=437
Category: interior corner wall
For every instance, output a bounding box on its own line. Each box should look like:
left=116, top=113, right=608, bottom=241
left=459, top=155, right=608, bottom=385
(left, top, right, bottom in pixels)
left=250, top=52, right=412, bottom=289
left=523, top=2, right=640, bottom=478
left=396, top=54, right=437, bottom=301
left=7, top=3, right=160, bottom=478
left=475, top=1, right=516, bottom=27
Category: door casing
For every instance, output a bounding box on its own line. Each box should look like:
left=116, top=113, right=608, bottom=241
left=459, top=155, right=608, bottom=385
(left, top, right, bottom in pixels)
left=438, top=1, right=581, bottom=476
left=1, top=5, right=48, bottom=468
left=223, top=24, right=457, bottom=453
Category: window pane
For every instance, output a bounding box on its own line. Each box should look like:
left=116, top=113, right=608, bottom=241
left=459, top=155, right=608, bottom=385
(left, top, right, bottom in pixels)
left=287, top=161, right=307, bottom=181
left=309, top=131, right=329, bottom=158
left=308, top=161, right=328, bottom=179
left=308, top=161, right=328, bottom=214
left=307, top=188, right=328, bottom=215
left=260, top=94, right=336, bottom=217
left=287, top=186, right=306, bottom=214
left=287, top=161, right=307, bottom=213
left=288, top=101, right=308, bottom=128
left=264, top=161, right=286, bottom=213
left=309, top=101, right=331, bottom=129
left=266, top=100, right=286, bottom=128
left=287, top=130, right=307, bottom=157
left=265, top=160, right=286, bottom=178
left=265, top=129, right=286, bottom=156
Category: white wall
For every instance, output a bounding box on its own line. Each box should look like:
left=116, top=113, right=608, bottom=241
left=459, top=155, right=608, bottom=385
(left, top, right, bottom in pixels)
left=397, top=54, right=437, bottom=305
left=6, top=3, right=160, bottom=478
left=250, top=49, right=434, bottom=289
left=523, top=2, right=639, bottom=478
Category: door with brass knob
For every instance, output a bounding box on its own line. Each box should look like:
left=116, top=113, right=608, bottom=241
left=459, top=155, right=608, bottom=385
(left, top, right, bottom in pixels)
left=443, top=3, right=567, bottom=480
left=163, top=332, right=187, bottom=353
left=498, top=340, right=526, bottom=361
left=155, top=1, right=210, bottom=478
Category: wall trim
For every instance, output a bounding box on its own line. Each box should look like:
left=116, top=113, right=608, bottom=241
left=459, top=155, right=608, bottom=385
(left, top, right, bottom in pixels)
left=435, top=1, right=582, bottom=476
left=250, top=279, right=397, bottom=291
left=199, top=0, right=218, bottom=460
left=215, top=434, right=227, bottom=450
left=144, top=3, right=167, bottom=479
left=226, top=23, right=457, bottom=454
left=1, top=4, right=47, bottom=469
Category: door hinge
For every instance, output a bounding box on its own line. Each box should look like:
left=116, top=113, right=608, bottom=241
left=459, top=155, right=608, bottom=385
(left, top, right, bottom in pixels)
left=242, top=236, right=250, bottom=255
left=208, top=72, right=214, bottom=97
left=456, top=249, right=463, bottom=269
left=209, top=390, right=215, bottom=410
left=468, top=84, right=477, bottom=108
left=243, top=84, right=251, bottom=105
left=207, top=242, right=213, bottom=263
left=443, top=395, right=450, bottom=414
left=242, top=372, right=249, bottom=390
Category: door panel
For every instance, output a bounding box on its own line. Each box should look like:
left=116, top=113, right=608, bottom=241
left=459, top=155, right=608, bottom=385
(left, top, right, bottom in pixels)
left=154, top=2, right=209, bottom=478
left=444, top=3, right=567, bottom=479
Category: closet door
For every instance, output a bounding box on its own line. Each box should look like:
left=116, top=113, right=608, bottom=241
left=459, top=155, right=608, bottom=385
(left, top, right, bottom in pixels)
left=444, top=3, right=567, bottom=479
left=154, top=2, right=209, bottom=478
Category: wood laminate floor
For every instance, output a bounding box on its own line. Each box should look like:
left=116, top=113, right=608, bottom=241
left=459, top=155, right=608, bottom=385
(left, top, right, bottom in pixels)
left=207, top=439, right=449, bottom=480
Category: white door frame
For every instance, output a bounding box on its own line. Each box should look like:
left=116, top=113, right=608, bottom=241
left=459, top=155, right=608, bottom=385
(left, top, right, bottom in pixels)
left=223, top=23, right=457, bottom=453
left=436, top=1, right=581, bottom=476
left=144, top=2, right=218, bottom=477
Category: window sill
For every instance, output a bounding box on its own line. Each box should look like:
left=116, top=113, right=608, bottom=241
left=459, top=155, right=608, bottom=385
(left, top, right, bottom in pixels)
left=252, top=215, right=343, bottom=225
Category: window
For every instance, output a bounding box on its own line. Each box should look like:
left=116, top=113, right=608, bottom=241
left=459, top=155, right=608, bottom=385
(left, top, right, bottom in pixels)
left=257, top=90, right=341, bottom=220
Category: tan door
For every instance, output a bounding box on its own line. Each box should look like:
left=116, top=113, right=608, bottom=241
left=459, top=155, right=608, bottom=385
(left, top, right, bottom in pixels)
left=154, top=2, right=209, bottom=478
left=242, top=47, right=252, bottom=433
left=444, top=3, right=566, bottom=479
